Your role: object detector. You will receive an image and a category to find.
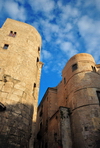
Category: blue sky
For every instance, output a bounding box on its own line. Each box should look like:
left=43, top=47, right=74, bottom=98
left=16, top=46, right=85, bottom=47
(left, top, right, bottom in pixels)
left=0, top=0, right=100, bottom=104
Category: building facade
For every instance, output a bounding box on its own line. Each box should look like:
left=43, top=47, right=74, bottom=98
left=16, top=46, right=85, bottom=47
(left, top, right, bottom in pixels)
left=0, top=18, right=43, bottom=148
left=35, top=53, right=100, bottom=148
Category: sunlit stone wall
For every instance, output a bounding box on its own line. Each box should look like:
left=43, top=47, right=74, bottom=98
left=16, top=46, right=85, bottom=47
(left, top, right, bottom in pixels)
left=0, top=18, right=43, bottom=148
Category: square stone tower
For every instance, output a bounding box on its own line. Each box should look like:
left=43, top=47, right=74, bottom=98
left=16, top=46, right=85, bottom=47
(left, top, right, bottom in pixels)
left=0, top=18, right=43, bottom=148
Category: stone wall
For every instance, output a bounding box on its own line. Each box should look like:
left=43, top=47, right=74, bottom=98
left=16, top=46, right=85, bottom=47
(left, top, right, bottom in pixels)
left=62, top=53, right=100, bottom=148
left=0, top=18, right=42, bottom=148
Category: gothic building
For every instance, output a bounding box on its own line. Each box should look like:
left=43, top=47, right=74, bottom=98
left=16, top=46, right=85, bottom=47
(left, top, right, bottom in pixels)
left=0, top=18, right=43, bottom=148
left=35, top=53, right=100, bottom=148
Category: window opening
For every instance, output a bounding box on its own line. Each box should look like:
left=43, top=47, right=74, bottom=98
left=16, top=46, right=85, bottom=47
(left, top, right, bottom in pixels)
left=37, top=57, right=39, bottom=62
left=91, top=66, right=96, bottom=72
left=9, top=31, right=17, bottom=37
left=38, top=47, right=40, bottom=51
left=64, top=78, right=66, bottom=84
left=34, top=83, right=36, bottom=88
left=9, top=31, right=13, bottom=36
left=3, top=44, right=9, bottom=49
left=84, top=126, right=88, bottom=131
left=96, top=91, right=100, bottom=105
left=72, top=63, right=78, bottom=72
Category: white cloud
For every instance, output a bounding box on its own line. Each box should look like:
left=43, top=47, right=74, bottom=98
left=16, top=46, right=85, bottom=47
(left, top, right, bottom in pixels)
left=95, top=0, right=100, bottom=10
left=4, top=0, right=26, bottom=21
left=38, top=19, right=60, bottom=42
left=78, top=15, right=100, bottom=63
left=57, top=2, right=80, bottom=22
left=15, top=0, right=25, bottom=4
left=61, top=42, right=78, bottom=58
left=41, top=50, right=53, bottom=60
left=28, top=0, right=55, bottom=16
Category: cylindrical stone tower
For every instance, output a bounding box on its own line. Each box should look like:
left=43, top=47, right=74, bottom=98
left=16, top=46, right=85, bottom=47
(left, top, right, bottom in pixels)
left=0, top=18, right=43, bottom=148
left=62, top=53, right=100, bottom=148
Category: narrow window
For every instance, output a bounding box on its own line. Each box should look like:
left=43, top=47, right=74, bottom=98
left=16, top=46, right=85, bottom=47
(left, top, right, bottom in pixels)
left=64, top=78, right=66, bottom=84
left=38, top=47, right=40, bottom=51
left=72, top=63, right=78, bottom=72
left=3, top=44, right=9, bottom=49
left=37, top=57, right=39, bottom=62
left=34, top=83, right=36, bottom=88
left=96, top=91, right=100, bottom=105
left=91, top=66, right=96, bottom=72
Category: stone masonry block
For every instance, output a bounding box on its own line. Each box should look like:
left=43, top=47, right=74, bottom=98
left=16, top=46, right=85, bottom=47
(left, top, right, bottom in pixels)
left=8, top=94, right=20, bottom=102
left=0, top=91, right=8, bottom=99
left=2, top=82, right=13, bottom=92
left=14, top=82, right=26, bottom=91
left=12, top=88, right=23, bottom=96
left=0, top=81, right=4, bottom=90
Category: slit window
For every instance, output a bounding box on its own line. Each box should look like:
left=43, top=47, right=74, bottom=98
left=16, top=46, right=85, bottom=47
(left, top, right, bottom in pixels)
left=3, top=44, right=9, bottom=49
left=72, top=63, right=78, bottom=72
left=37, top=57, right=39, bottom=62
left=96, top=91, right=100, bottom=105
left=38, top=47, right=40, bottom=51
left=34, top=83, right=36, bottom=88
left=64, top=78, right=66, bottom=84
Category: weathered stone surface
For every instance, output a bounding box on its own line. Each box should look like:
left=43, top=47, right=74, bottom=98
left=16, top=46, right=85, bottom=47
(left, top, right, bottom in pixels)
left=0, top=18, right=43, bottom=148
left=35, top=53, right=100, bottom=148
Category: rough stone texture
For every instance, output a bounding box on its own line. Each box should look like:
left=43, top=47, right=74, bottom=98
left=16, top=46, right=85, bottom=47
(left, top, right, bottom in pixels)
left=60, top=107, right=72, bottom=148
left=63, top=53, right=100, bottom=148
left=35, top=53, right=100, bottom=148
left=0, top=18, right=43, bottom=148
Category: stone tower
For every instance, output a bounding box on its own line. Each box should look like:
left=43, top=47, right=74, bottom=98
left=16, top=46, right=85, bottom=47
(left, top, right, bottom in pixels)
left=0, top=18, right=43, bottom=148
left=62, top=53, right=100, bottom=148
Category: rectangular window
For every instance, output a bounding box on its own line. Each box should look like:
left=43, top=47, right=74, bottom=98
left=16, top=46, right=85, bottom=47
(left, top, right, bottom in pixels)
left=3, top=44, right=9, bottom=49
left=96, top=91, right=100, bottom=105
left=72, top=63, right=78, bottom=72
